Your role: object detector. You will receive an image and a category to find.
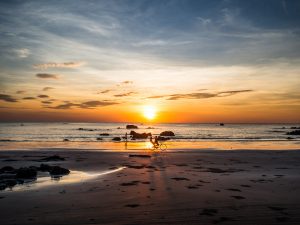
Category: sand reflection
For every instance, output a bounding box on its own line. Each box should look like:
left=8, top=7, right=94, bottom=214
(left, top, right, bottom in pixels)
left=5, top=167, right=126, bottom=192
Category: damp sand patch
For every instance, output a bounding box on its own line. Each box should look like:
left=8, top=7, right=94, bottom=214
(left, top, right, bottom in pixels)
left=2, top=167, right=126, bottom=192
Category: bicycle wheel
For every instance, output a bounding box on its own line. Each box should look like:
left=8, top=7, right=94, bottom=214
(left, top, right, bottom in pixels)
left=159, top=144, right=167, bottom=151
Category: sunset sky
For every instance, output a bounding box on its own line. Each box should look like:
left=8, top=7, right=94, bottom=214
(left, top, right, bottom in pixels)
left=0, top=0, right=299, bottom=123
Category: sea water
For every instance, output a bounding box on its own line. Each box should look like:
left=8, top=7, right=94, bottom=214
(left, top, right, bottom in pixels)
left=0, top=123, right=299, bottom=150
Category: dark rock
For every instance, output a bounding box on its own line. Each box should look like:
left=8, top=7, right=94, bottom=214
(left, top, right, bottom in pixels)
left=0, top=183, right=7, bottom=190
left=129, top=131, right=151, bottom=139
left=112, top=137, right=121, bottom=141
left=286, top=130, right=300, bottom=135
left=99, top=133, right=109, bottom=136
left=63, top=138, right=70, bottom=142
left=39, top=164, right=52, bottom=172
left=0, top=174, right=16, bottom=180
left=96, top=137, right=103, bottom=141
left=160, top=131, right=175, bottom=136
left=220, top=123, right=224, bottom=126
left=4, top=179, right=17, bottom=188
left=16, top=167, right=37, bottom=179
left=49, top=166, right=70, bottom=176
left=290, top=126, right=300, bottom=129
left=126, top=125, right=138, bottom=129
left=0, top=166, right=15, bottom=173
left=78, top=128, right=95, bottom=131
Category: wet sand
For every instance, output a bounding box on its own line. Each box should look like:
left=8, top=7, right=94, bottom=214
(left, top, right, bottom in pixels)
left=1, top=149, right=300, bottom=224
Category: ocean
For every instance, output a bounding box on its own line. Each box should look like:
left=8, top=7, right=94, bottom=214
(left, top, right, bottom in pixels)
left=0, top=123, right=299, bottom=150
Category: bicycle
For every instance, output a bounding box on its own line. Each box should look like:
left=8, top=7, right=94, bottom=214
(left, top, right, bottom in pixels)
left=149, top=143, right=167, bottom=152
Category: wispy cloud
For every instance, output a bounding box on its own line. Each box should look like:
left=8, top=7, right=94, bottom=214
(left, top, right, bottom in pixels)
left=98, top=89, right=112, bottom=94
left=13, top=48, right=30, bottom=58
left=36, top=73, right=59, bottom=79
left=120, top=81, right=133, bottom=85
left=148, top=90, right=253, bottom=100
left=37, top=95, right=49, bottom=98
left=33, top=62, right=85, bottom=70
left=49, top=100, right=119, bottom=110
left=41, top=101, right=52, bottom=104
left=49, top=103, right=78, bottom=109
left=16, top=90, right=26, bottom=94
left=0, top=94, right=18, bottom=102
left=79, top=100, right=118, bottom=109
left=114, top=92, right=136, bottom=97
left=23, top=97, right=36, bottom=100
left=43, top=87, right=54, bottom=91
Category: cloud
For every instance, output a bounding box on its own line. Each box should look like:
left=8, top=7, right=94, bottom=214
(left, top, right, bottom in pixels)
left=49, top=100, right=118, bottom=110
left=41, top=101, right=52, bottom=104
left=37, top=95, right=49, bottom=98
left=16, top=90, right=26, bottom=94
left=49, top=103, right=79, bottom=109
left=217, top=90, right=253, bottom=97
left=79, top=100, right=118, bottom=109
left=148, top=90, right=253, bottom=100
left=14, top=48, right=30, bottom=58
left=197, top=17, right=211, bottom=26
left=122, top=81, right=133, bottom=84
left=0, top=94, right=17, bottom=102
left=43, top=87, right=54, bottom=91
left=36, top=73, right=59, bottom=79
left=167, top=93, right=217, bottom=100
left=147, top=95, right=165, bottom=99
left=33, top=62, right=85, bottom=70
left=98, top=89, right=112, bottom=94
left=23, top=97, right=36, bottom=100
left=114, top=92, right=136, bottom=97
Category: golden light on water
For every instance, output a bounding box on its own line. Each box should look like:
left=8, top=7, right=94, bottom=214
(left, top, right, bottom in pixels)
left=143, top=105, right=156, bottom=120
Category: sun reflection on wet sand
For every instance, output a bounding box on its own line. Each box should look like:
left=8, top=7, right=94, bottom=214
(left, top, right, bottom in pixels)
left=5, top=167, right=126, bottom=192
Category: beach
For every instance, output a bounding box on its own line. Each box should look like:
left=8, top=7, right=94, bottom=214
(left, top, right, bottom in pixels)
left=1, top=149, right=300, bottom=225
left=1, top=0, right=300, bottom=224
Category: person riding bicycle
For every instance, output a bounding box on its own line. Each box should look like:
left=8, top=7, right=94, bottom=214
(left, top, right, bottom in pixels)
left=150, top=135, right=159, bottom=148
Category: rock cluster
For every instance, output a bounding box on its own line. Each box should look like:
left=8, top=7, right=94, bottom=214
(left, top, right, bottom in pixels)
left=126, top=125, right=138, bottom=129
left=160, top=131, right=175, bottom=136
left=0, top=164, right=70, bottom=191
left=286, top=130, right=300, bottom=135
left=112, top=137, right=121, bottom=141
left=129, top=131, right=151, bottom=139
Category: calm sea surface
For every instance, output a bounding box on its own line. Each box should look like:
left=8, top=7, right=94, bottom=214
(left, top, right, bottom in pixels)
left=0, top=123, right=299, bottom=150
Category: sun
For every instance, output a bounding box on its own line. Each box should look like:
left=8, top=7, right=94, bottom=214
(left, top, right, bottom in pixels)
left=143, top=105, right=157, bottom=120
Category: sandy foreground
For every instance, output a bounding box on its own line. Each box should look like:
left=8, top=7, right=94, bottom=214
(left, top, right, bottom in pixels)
left=0, top=149, right=300, bottom=225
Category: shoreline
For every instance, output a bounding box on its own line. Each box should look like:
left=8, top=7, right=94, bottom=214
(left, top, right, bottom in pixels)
left=1, top=139, right=300, bottom=151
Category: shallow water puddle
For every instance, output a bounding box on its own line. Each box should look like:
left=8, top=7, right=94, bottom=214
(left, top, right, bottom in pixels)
left=4, top=167, right=126, bottom=192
